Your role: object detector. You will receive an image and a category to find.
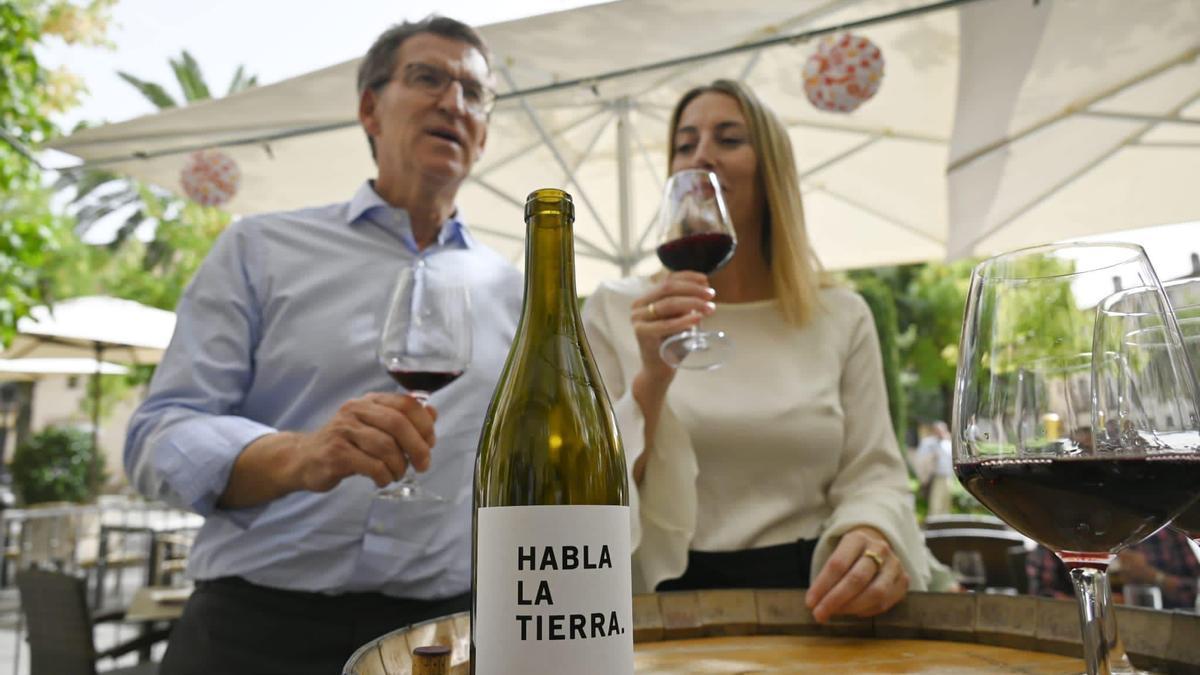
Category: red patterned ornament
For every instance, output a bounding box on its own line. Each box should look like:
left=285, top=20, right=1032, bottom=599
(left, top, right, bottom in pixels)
left=180, top=149, right=240, bottom=206
left=803, top=33, right=885, bottom=113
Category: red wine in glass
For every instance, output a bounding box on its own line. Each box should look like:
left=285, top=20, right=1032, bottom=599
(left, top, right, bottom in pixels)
left=378, top=267, right=472, bottom=502
left=954, top=243, right=1200, bottom=675
left=656, top=232, right=735, bottom=274
left=387, top=369, right=463, bottom=395
left=955, top=456, right=1200, bottom=566
left=654, top=169, right=737, bottom=370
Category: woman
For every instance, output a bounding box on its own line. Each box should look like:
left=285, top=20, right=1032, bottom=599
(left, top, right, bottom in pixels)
left=581, top=80, right=929, bottom=622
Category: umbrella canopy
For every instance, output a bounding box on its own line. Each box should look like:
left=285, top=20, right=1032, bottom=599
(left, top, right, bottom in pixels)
left=0, top=359, right=129, bottom=381
left=48, top=0, right=970, bottom=293
left=1, top=296, right=174, bottom=489
left=3, top=296, right=176, bottom=365
left=947, top=0, right=1200, bottom=258
left=48, top=0, right=1196, bottom=292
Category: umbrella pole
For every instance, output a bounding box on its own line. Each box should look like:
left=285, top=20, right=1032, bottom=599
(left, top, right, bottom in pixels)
left=91, top=341, right=102, bottom=496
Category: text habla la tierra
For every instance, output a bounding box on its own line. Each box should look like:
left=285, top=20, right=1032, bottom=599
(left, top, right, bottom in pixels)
left=513, top=544, right=625, bottom=641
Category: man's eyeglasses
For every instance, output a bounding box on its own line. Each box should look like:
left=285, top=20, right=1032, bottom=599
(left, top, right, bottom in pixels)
left=379, top=62, right=496, bottom=117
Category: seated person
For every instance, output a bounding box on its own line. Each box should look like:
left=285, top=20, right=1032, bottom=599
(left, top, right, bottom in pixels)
left=1027, top=528, right=1198, bottom=609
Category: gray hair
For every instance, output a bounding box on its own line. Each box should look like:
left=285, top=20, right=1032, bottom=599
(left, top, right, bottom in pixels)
left=357, top=16, right=491, bottom=161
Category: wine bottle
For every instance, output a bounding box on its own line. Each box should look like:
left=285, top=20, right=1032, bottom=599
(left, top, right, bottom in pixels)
left=471, top=189, right=633, bottom=674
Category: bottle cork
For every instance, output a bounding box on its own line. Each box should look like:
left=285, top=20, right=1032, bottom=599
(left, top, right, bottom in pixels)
left=411, top=644, right=451, bottom=675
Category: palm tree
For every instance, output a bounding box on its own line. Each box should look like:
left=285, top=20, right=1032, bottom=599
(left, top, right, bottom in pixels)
left=117, top=50, right=257, bottom=109
left=57, top=50, right=257, bottom=248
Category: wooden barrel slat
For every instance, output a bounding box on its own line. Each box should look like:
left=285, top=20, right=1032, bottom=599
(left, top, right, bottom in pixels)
left=344, top=591, right=1200, bottom=674
left=633, top=635, right=1079, bottom=673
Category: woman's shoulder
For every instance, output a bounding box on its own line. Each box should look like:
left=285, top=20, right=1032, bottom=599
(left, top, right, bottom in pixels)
left=817, top=284, right=872, bottom=318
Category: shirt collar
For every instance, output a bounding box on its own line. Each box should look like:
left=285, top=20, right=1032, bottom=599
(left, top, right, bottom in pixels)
left=346, top=180, right=474, bottom=252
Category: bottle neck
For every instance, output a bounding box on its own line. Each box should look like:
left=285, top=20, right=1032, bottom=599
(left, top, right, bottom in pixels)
left=522, top=213, right=579, bottom=322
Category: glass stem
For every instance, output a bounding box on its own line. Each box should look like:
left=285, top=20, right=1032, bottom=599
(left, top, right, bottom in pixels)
left=398, top=390, right=431, bottom=484
left=1067, top=566, right=1135, bottom=675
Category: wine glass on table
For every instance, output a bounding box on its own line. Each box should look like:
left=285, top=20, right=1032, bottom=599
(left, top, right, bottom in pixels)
left=953, top=243, right=1200, bottom=675
left=654, top=168, right=737, bottom=370
left=951, top=550, right=986, bottom=592
left=1159, top=278, right=1200, bottom=561
left=377, top=266, right=472, bottom=502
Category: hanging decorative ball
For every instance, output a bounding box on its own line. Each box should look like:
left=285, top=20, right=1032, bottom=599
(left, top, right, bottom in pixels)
left=803, top=33, right=885, bottom=113
left=180, top=149, right=240, bottom=206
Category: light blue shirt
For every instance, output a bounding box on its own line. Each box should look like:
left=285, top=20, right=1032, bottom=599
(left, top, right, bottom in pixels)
left=125, top=182, right=522, bottom=599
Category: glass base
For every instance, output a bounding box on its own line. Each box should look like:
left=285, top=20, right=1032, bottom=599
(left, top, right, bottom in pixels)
left=377, top=480, right=444, bottom=503
left=660, top=329, right=731, bottom=371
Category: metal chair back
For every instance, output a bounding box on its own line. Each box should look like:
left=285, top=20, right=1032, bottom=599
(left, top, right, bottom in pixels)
left=16, top=568, right=97, bottom=675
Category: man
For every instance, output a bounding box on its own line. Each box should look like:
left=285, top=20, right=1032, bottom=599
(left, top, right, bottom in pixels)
left=125, top=17, right=521, bottom=674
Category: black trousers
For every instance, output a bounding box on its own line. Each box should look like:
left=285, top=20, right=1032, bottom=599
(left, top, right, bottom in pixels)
left=161, top=577, right=470, bottom=675
left=656, top=539, right=818, bottom=591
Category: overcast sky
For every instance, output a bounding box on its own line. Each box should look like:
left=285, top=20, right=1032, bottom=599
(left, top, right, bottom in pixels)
left=37, top=0, right=603, bottom=130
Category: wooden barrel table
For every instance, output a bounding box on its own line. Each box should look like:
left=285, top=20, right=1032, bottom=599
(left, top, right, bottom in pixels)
left=343, top=590, right=1200, bottom=674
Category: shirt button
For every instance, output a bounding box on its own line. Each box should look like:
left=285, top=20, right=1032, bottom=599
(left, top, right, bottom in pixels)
left=369, top=524, right=385, bottom=535
left=416, top=259, right=426, bottom=268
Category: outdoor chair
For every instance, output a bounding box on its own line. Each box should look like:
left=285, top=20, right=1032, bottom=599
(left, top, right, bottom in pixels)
left=16, top=568, right=167, bottom=675
left=924, top=527, right=1031, bottom=591
left=149, top=531, right=193, bottom=587
left=16, top=502, right=80, bottom=571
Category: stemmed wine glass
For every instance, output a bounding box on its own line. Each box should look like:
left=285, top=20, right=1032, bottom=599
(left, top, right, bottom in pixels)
left=951, top=550, right=986, bottom=592
left=654, top=168, right=737, bottom=370
left=1160, top=278, right=1200, bottom=559
left=953, top=243, right=1200, bottom=675
left=377, top=266, right=472, bottom=502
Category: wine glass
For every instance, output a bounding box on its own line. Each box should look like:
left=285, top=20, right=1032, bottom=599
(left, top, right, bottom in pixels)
left=377, top=266, right=472, bottom=502
left=1159, top=278, right=1200, bottom=556
left=653, top=168, right=737, bottom=370
left=951, top=550, right=986, bottom=592
left=953, top=242, right=1200, bottom=675
left=1121, top=584, right=1163, bottom=610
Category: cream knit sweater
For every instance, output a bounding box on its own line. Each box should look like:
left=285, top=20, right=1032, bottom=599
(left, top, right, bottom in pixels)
left=581, top=278, right=930, bottom=593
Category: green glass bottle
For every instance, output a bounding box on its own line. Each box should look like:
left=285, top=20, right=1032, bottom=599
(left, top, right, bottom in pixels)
left=471, top=189, right=632, bottom=674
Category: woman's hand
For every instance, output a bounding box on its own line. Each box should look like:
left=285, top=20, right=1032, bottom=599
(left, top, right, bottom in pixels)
left=805, top=526, right=909, bottom=622
left=628, top=271, right=716, bottom=388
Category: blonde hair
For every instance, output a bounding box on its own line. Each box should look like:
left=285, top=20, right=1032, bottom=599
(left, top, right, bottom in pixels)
left=668, top=79, right=825, bottom=325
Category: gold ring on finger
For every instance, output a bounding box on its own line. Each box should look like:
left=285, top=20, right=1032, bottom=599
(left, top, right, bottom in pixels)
left=863, top=549, right=885, bottom=569
left=647, top=302, right=657, bottom=319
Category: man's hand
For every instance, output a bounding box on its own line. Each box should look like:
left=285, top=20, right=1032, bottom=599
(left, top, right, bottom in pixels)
left=218, top=393, right=437, bottom=509
left=291, top=393, right=437, bottom=491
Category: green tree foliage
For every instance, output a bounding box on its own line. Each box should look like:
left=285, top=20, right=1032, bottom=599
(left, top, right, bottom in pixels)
left=850, top=261, right=976, bottom=432
left=0, top=1, right=115, bottom=346
left=853, top=275, right=906, bottom=445
left=11, top=425, right=105, bottom=504
left=0, top=2, right=60, bottom=346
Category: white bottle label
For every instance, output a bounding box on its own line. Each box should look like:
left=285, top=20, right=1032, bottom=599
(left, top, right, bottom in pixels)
left=475, top=504, right=633, bottom=675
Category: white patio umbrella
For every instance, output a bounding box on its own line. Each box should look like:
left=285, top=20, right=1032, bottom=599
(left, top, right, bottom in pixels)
left=4, top=296, right=175, bottom=365
left=946, top=0, right=1200, bottom=258
left=1, top=297, right=176, bottom=484
left=47, top=0, right=978, bottom=292
left=0, top=359, right=129, bottom=381
left=48, top=0, right=1194, bottom=286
